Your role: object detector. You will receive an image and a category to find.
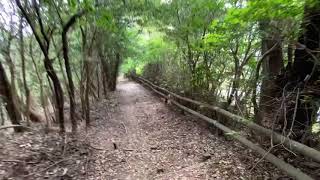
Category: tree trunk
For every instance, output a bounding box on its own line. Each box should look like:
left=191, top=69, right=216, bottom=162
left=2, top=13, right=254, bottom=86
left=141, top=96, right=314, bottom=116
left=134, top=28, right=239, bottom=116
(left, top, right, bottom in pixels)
left=101, top=63, right=107, bottom=97
left=99, top=54, right=111, bottom=92
left=16, top=0, right=65, bottom=133
left=96, top=65, right=100, bottom=98
left=84, top=59, right=90, bottom=127
left=80, top=26, right=90, bottom=127
left=227, top=68, right=240, bottom=107
left=62, top=28, right=76, bottom=133
left=108, top=53, right=121, bottom=91
left=0, top=99, right=4, bottom=125
left=52, top=39, right=68, bottom=89
left=281, top=2, right=320, bottom=140
left=0, top=61, right=23, bottom=132
left=256, top=21, right=284, bottom=128
left=19, top=15, right=30, bottom=126
left=61, top=11, right=85, bottom=133
left=45, top=59, right=65, bottom=133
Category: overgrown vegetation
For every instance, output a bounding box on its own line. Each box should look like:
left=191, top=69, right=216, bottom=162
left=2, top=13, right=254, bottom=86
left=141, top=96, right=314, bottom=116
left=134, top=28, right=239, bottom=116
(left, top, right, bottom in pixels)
left=122, top=0, right=320, bottom=145
left=0, top=0, right=137, bottom=133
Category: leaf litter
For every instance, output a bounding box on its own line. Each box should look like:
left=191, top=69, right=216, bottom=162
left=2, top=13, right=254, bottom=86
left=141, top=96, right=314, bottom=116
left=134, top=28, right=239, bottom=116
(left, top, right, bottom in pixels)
left=0, top=80, right=288, bottom=180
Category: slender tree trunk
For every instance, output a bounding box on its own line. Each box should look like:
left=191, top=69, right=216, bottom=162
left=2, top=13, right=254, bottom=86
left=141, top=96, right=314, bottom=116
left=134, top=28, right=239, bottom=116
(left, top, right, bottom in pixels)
left=80, top=26, right=90, bottom=127
left=227, top=68, right=240, bottom=107
left=19, top=15, right=30, bottom=126
left=84, top=59, right=90, bottom=127
left=99, top=54, right=110, bottom=93
left=61, top=11, right=84, bottom=133
left=46, top=75, right=57, bottom=123
left=102, top=61, right=110, bottom=91
left=80, top=65, right=86, bottom=119
left=102, top=66, right=107, bottom=97
left=58, top=58, right=69, bottom=88
left=62, top=29, right=76, bottom=133
left=45, top=59, right=65, bottom=133
left=96, top=65, right=100, bottom=98
left=0, top=99, right=4, bottom=125
left=79, top=52, right=85, bottom=118
left=108, top=53, right=121, bottom=91
left=287, top=44, right=293, bottom=70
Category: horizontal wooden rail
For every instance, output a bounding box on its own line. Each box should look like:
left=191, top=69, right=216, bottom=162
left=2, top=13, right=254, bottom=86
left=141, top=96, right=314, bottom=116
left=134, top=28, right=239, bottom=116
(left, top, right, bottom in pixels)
left=137, top=77, right=320, bottom=164
left=136, top=77, right=313, bottom=180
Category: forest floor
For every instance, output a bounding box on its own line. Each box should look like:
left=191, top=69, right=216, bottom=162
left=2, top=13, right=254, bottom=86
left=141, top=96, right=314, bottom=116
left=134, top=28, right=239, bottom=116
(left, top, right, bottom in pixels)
left=85, top=79, right=284, bottom=179
left=0, top=79, right=287, bottom=180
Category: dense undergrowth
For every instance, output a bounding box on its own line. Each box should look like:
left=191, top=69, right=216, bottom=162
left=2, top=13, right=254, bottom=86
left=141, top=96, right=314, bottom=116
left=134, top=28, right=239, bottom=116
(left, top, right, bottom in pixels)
left=122, top=0, right=320, bottom=143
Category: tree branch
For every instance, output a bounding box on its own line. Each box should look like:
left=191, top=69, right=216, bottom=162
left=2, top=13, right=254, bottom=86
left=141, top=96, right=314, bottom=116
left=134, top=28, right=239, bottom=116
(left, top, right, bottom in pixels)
left=15, top=0, right=47, bottom=56
left=63, top=10, right=86, bottom=33
left=32, top=0, right=50, bottom=51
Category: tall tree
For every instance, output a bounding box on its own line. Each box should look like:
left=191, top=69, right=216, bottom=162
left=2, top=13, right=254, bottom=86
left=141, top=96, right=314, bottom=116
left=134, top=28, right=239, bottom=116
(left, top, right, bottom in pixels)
left=61, top=10, right=85, bottom=133
left=16, top=0, right=65, bottom=133
left=256, top=21, right=284, bottom=127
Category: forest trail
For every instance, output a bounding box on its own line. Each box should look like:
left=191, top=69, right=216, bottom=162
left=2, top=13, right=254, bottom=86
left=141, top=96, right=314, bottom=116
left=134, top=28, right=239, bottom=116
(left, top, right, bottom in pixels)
left=1, top=1, right=319, bottom=179
left=86, top=79, right=280, bottom=179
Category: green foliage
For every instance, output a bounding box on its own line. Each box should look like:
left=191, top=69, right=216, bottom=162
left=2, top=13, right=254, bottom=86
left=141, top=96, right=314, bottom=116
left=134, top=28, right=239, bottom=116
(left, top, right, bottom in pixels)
left=95, top=9, right=116, bottom=31
left=243, top=0, right=304, bottom=20
left=121, top=26, right=175, bottom=75
left=1, top=0, right=319, bottom=129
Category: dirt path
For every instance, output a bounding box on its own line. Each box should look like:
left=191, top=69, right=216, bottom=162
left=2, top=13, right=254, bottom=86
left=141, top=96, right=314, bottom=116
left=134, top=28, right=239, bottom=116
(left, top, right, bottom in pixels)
left=86, top=80, right=281, bottom=179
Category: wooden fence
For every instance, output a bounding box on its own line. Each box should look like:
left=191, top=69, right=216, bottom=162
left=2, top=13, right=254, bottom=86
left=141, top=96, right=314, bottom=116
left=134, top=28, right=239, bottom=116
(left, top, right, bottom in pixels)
left=135, top=76, right=319, bottom=180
